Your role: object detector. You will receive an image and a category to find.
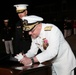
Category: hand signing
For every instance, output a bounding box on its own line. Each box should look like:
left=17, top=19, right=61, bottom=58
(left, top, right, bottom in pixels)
left=14, top=53, right=32, bottom=66
left=20, top=56, right=32, bottom=66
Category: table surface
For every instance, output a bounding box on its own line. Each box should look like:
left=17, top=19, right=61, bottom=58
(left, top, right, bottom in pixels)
left=0, top=59, right=52, bottom=75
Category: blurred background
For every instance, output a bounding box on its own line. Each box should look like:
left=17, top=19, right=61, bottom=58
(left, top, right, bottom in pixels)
left=0, top=0, right=76, bottom=22
left=0, top=0, right=76, bottom=56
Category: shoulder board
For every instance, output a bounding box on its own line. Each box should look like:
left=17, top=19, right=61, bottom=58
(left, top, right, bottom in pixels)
left=44, top=26, right=52, bottom=31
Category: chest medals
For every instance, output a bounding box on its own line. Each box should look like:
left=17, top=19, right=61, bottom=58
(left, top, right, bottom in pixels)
left=43, top=38, right=49, bottom=50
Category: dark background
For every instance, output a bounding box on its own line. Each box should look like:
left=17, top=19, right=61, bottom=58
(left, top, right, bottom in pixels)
left=0, top=0, right=76, bottom=54
left=0, top=0, right=76, bottom=23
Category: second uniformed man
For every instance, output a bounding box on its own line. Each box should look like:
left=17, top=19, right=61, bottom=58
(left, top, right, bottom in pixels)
left=13, top=4, right=31, bottom=54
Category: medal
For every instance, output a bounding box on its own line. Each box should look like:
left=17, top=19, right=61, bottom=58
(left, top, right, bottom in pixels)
left=43, top=38, right=49, bottom=50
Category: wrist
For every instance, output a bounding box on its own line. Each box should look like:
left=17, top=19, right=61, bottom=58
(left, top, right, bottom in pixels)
left=31, top=58, right=34, bottom=65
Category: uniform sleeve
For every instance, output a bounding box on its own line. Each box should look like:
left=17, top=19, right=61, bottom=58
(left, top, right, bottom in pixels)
left=36, top=26, right=62, bottom=63
left=25, top=40, right=39, bottom=58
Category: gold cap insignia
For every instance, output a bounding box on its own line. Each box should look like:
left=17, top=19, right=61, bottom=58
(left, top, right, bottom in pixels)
left=16, top=9, right=26, bottom=13
left=23, top=20, right=38, bottom=31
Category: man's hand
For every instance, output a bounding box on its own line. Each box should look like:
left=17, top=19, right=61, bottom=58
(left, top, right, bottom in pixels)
left=14, top=52, right=39, bottom=66
left=11, top=37, right=14, bottom=40
left=20, top=56, right=32, bottom=66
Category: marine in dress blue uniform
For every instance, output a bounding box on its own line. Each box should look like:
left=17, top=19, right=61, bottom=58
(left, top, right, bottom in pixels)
left=13, top=4, right=31, bottom=54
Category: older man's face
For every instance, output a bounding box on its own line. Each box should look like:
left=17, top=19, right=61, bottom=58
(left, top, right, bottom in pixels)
left=29, top=24, right=41, bottom=39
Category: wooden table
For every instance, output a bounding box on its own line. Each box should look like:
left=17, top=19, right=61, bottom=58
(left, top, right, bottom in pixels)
left=0, top=60, right=52, bottom=75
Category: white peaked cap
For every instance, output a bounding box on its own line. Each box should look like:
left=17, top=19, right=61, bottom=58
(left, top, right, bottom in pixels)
left=14, top=4, right=28, bottom=10
left=22, top=15, right=43, bottom=23
left=21, top=15, right=43, bottom=31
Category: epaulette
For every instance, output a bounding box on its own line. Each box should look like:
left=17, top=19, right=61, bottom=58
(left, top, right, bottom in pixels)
left=44, top=26, right=52, bottom=31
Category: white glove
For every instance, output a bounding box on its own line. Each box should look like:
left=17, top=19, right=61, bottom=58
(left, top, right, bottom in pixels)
left=2, top=39, right=5, bottom=42
left=14, top=53, right=33, bottom=66
left=14, top=53, right=23, bottom=61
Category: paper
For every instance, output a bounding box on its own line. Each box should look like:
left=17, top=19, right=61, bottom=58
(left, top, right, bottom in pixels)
left=14, top=66, right=24, bottom=70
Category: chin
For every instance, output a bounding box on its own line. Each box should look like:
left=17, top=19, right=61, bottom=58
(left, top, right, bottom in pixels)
left=32, top=36, right=38, bottom=39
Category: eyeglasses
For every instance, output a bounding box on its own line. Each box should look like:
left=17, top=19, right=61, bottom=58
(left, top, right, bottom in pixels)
left=29, top=25, right=38, bottom=33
